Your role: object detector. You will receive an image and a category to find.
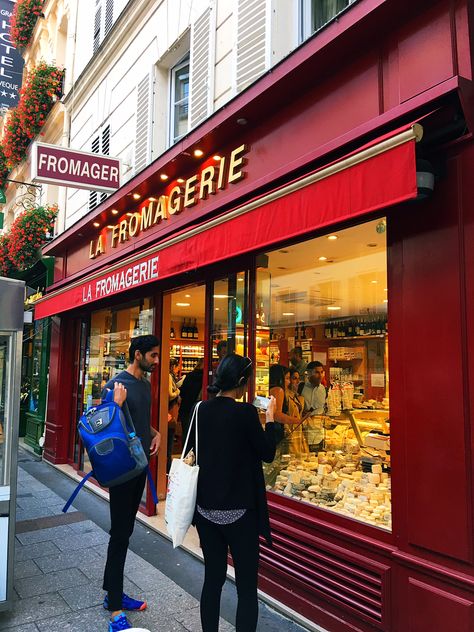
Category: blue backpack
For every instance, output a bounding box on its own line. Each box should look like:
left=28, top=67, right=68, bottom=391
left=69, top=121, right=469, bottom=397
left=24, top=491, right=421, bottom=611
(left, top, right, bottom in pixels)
left=62, top=392, right=158, bottom=512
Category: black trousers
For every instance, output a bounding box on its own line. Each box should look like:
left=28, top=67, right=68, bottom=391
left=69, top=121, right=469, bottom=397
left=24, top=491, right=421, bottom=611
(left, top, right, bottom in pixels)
left=195, top=510, right=260, bottom=632
left=103, top=471, right=147, bottom=611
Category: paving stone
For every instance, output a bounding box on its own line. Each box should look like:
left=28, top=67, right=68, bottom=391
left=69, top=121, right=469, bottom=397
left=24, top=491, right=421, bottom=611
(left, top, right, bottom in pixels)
left=15, top=568, right=90, bottom=599
left=174, top=605, right=235, bottom=631
left=16, top=525, right=74, bottom=546
left=35, top=605, right=108, bottom=632
left=139, top=585, right=199, bottom=616
left=16, top=498, right=46, bottom=511
left=68, top=520, right=104, bottom=534
left=0, top=623, right=39, bottom=631
left=0, top=593, right=70, bottom=628
left=52, top=530, right=109, bottom=552
left=13, top=560, right=43, bottom=580
left=15, top=541, right=62, bottom=562
left=31, top=490, right=62, bottom=502
left=59, top=578, right=143, bottom=611
left=34, top=547, right=102, bottom=574
left=16, top=506, right=57, bottom=521
left=124, top=566, right=178, bottom=594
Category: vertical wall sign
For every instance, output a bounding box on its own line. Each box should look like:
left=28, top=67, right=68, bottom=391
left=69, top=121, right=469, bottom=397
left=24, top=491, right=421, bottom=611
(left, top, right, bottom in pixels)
left=0, top=1, right=24, bottom=113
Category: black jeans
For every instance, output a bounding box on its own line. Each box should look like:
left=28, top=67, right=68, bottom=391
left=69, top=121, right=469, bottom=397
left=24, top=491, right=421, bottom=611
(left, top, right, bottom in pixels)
left=103, top=471, right=147, bottom=611
left=195, top=510, right=260, bottom=632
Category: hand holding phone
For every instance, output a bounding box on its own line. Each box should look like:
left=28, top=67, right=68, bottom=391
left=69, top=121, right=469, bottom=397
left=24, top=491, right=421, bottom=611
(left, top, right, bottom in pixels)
left=253, top=395, right=271, bottom=410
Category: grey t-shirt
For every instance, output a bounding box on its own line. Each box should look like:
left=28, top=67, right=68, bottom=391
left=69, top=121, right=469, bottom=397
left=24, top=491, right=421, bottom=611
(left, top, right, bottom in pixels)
left=102, top=370, right=152, bottom=456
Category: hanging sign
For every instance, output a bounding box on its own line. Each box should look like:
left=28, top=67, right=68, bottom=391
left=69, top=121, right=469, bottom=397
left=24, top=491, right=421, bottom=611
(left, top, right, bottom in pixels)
left=0, top=0, right=24, bottom=113
left=31, top=142, right=122, bottom=192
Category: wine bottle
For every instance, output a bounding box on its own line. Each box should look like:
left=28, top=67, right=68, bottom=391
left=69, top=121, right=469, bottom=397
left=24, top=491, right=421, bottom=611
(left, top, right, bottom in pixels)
left=181, top=319, right=187, bottom=338
left=170, top=326, right=175, bottom=339
left=193, top=318, right=198, bottom=339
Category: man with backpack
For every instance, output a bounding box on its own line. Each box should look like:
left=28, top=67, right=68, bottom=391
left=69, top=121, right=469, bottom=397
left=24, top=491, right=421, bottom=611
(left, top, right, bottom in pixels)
left=298, top=361, right=328, bottom=452
left=102, top=334, right=161, bottom=632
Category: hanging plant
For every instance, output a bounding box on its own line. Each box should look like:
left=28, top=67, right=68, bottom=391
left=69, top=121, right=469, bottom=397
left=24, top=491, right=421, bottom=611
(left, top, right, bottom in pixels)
left=2, top=107, right=31, bottom=169
left=0, top=146, right=9, bottom=191
left=10, top=0, right=45, bottom=50
left=7, top=204, right=58, bottom=271
left=0, top=234, right=14, bottom=277
left=18, top=62, right=64, bottom=139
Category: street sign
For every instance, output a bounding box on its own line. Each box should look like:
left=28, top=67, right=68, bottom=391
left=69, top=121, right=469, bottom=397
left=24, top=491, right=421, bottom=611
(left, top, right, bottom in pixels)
left=31, top=142, right=122, bottom=193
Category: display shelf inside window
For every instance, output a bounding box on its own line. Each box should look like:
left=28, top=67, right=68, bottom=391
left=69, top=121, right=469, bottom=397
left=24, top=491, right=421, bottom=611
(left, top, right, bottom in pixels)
left=171, top=342, right=204, bottom=375
left=255, top=327, right=270, bottom=396
left=264, top=387, right=391, bottom=530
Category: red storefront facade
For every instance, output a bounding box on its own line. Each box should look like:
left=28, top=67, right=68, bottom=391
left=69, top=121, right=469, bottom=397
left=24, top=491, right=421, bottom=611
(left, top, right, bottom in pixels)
left=37, top=1, right=474, bottom=630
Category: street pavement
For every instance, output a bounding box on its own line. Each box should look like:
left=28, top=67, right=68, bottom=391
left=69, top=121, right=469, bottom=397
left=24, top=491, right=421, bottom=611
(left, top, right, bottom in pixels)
left=0, top=449, right=307, bottom=632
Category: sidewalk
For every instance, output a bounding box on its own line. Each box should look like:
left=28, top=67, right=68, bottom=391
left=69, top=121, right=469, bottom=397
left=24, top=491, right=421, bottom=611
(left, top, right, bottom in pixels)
left=0, top=449, right=308, bottom=632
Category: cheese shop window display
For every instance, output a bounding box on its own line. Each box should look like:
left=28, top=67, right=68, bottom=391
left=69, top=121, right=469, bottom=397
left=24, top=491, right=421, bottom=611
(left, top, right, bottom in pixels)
left=256, top=218, right=392, bottom=530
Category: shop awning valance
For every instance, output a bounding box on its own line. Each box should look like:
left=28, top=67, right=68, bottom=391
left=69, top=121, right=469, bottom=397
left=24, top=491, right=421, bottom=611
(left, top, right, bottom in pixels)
left=34, top=123, right=421, bottom=320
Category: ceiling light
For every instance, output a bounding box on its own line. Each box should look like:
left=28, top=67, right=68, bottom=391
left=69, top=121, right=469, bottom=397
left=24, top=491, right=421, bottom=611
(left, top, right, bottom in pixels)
left=111, top=209, right=119, bottom=215
left=176, top=302, right=190, bottom=307
left=185, top=294, right=191, bottom=298
left=177, top=179, right=185, bottom=184
left=132, top=193, right=141, bottom=200
left=160, top=174, right=168, bottom=181
left=318, top=256, right=327, bottom=261
left=282, top=312, right=295, bottom=316
left=148, top=197, right=157, bottom=201
left=237, top=118, right=247, bottom=125
left=107, top=225, right=114, bottom=229
left=327, top=306, right=342, bottom=311
left=213, top=155, right=222, bottom=161
left=127, top=212, right=133, bottom=217
left=371, top=280, right=378, bottom=284
left=215, top=307, right=220, bottom=311
left=213, top=294, right=230, bottom=299
left=237, top=277, right=244, bottom=282
left=193, top=149, right=204, bottom=157
left=327, top=235, right=338, bottom=241
left=93, top=221, right=100, bottom=227
left=384, top=288, right=388, bottom=292
left=383, top=299, right=388, bottom=303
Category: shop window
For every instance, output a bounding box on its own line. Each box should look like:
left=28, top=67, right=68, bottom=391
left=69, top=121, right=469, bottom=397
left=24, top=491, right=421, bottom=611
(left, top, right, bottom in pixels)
left=79, top=298, right=153, bottom=473
left=300, top=0, right=357, bottom=41
left=170, top=56, right=190, bottom=145
left=257, top=218, right=391, bottom=530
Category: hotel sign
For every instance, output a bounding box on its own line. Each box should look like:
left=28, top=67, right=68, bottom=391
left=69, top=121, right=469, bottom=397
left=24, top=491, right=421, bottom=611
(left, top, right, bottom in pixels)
left=31, top=142, right=121, bottom=192
left=0, top=0, right=24, bottom=113
left=89, top=143, right=248, bottom=259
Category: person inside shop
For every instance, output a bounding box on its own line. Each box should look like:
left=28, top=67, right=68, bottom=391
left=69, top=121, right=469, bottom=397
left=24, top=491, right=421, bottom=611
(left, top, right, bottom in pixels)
left=190, top=354, right=276, bottom=632
left=103, top=334, right=161, bottom=632
left=289, top=346, right=306, bottom=377
left=299, top=360, right=328, bottom=452
left=286, top=368, right=308, bottom=453
left=179, top=358, right=204, bottom=441
left=216, top=339, right=227, bottom=362
left=268, top=364, right=303, bottom=454
left=168, top=357, right=181, bottom=472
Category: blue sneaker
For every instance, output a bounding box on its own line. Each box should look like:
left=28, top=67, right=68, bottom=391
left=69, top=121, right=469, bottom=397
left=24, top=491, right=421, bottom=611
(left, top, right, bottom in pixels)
left=109, top=613, right=132, bottom=631
left=104, top=593, right=147, bottom=612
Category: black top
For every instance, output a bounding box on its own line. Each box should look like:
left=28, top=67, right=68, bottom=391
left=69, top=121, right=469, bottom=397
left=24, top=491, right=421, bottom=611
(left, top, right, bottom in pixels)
left=102, top=370, right=152, bottom=455
left=179, top=369, right=203, bottom=417
left=188, top=396, right=276, bottom=543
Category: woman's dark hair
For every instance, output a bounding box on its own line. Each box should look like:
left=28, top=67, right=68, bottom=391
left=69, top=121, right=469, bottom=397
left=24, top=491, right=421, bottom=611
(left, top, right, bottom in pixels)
left=170, top=357, right=179, bottom=370
left=289, top=367, right=300, bottom=380
left=269, top=364, right=289, bottom=390
left=128, top=335, right=160, bottom=363
left=207, top=354, right=252, bottom=394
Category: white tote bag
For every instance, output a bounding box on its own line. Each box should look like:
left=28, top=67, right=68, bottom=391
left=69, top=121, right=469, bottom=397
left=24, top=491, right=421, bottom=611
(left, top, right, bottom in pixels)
left=165, top=402, right=201, bottom=548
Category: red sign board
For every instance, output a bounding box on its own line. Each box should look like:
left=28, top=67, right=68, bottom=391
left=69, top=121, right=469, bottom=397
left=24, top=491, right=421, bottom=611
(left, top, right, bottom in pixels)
left=34, top=252, right=159, bottom=319
left=31, top=142, right=121, bottom=192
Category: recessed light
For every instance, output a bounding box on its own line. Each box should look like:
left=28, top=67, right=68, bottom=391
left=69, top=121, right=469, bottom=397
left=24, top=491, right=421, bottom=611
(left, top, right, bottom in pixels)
left=132, top=193, right=141, bottom=199
left=185, top=294, right=191, bottom=298
left=237, top=118, right=247, bottom=125
left=327, top=235, right=338, bottom=241
left=371, top=280, right=378, bottom=284
left=160, top=174, right=168, bottom=181
left=213, top=155, right=222, bottom=161
left=215, top=307, right=220, bottom=311
left=282, top=312, right=295, bottom=316
left=327, top=306, right=342, bottom=311
left=127, top=213, right=133, bottom=217
left=194, top=149, right=204, bottom=158
left=93, top=222, right=100, bottom=227
left=107, top=225, right=114, bottom=229
left=148, top=197, right=157, bottom=201
left=213, top=294, right=230, bottom=299
left=176, top=302, right=190, bottom=307
left=177, top=178, right=185, bottom=184
left=383, top=299, right=388, bottom=303
left=111, top=209, right=119, bottom=215
left=318, top=256, right=327, bottom=261
left=237, top=277, right=244, bottom=282
left=384, top=288, right=388, bottom=292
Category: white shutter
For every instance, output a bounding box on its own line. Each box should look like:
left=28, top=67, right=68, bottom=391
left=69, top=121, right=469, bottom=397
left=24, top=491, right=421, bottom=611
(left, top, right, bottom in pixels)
left=189, top=8, right=212, bottom=129
left=100, top=125, right=111, bottom=202
left=104, top=0, right=114, bottom=36
left=135, top=74, right=151, bottom=172
left=89, top=135, right=100, bottom=210
left=236, top=0, right=268, bottom=92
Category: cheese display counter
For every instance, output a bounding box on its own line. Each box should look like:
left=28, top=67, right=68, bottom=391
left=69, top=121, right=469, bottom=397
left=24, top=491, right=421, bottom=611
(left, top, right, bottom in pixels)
left=265, top=407, right=391, bottom=530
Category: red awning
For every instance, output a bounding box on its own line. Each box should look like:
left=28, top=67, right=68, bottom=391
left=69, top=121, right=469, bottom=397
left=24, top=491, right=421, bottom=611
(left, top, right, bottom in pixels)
left=34, top=124, right=420, bottom=320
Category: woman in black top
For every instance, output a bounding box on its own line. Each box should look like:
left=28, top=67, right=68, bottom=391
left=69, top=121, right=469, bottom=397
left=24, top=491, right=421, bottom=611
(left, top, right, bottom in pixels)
left=191, top=354, right=276, bottom=632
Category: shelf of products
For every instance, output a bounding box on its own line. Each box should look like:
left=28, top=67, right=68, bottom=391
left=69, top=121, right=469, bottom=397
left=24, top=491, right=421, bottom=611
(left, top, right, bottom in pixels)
left=171, top=342, right=204, bottom=375
left=255, top=326, right=270, bottom=396
left=324, top=315, right=387, bottom=339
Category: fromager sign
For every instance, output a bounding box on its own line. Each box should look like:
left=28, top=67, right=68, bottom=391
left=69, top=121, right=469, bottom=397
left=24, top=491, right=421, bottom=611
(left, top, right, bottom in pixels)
left=31, top=142, right=121, bottom=192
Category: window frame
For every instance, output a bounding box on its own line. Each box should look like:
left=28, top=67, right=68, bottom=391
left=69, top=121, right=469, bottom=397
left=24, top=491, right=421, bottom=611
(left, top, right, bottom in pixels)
left=169, top=54, right=190, bottom=147
left=300, top=0, right=357, bottom=43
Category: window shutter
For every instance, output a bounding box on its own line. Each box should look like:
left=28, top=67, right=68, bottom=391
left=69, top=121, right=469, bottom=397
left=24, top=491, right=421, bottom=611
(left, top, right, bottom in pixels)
left=189, top=8, right=211, bottom=129
left=135, top=75, right=151, bottom=173
left=104, top=0, right=114, bottom=37
left=93, top=5, right=102, bottom=54
left=100, top=126, right=111, bottom=202
left=236, top=0, right=268, bottom=92
left=89, top=135, right=100, bottom=210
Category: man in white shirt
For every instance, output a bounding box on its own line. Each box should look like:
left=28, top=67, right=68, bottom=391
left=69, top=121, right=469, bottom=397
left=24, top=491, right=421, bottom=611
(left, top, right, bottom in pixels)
left=299, top=361, right=327, bottom=450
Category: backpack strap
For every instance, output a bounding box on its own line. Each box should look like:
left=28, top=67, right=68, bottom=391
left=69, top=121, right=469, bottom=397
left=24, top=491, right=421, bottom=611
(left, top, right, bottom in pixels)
left=62, top=470, right=95, bottom=513
left=146, top=465, right=159, bottom=505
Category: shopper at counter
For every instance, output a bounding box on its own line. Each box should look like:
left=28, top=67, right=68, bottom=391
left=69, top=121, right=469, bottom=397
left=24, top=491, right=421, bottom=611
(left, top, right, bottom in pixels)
left=191, top=354, right=276, bottom=632
left=269, top=364, right=301, bottom=440
left=299, top=361, right=327, bottom=451
left=289, top=346, right=307, bottom=377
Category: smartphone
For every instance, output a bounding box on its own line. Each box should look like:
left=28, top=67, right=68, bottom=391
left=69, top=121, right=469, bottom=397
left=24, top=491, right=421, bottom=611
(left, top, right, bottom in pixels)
left=253, top=395, right=271, bottom=410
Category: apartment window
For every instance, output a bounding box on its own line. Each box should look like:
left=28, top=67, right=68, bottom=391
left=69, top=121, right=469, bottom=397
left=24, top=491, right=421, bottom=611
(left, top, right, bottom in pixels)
left=301, top=0, right=355, bottom=41
left=93, top=0, right=114, bottom=54
left=170, top=56, right=189, bottom=145
left=89, top=124, right=111, bottom=211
